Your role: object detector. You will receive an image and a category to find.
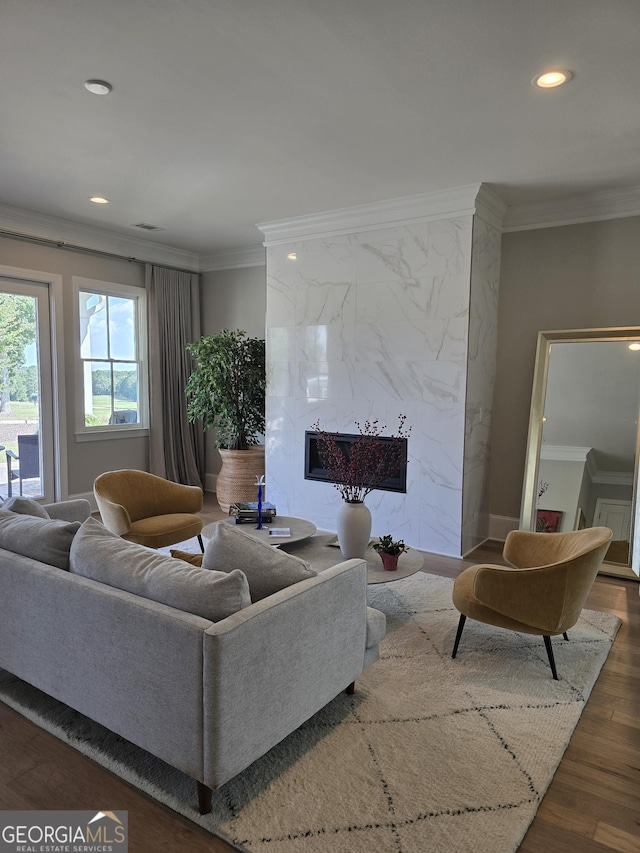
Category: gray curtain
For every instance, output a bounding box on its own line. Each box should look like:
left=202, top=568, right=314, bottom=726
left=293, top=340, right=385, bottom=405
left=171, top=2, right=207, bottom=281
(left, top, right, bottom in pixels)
left=146, top=264, right=204, bottom=487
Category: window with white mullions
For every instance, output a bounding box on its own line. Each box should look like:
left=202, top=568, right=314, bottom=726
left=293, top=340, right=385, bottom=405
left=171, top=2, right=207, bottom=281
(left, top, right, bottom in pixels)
left=78, top=287, right=145, bottom=430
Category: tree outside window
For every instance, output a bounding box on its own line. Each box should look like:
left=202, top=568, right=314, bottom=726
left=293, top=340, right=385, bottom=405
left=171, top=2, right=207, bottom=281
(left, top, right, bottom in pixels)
left=79, top=290, right=142, bottom=428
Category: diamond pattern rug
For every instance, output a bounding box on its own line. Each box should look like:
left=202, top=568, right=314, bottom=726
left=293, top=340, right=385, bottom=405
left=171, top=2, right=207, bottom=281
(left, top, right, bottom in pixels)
left=0, top=572, right=620, bottom=853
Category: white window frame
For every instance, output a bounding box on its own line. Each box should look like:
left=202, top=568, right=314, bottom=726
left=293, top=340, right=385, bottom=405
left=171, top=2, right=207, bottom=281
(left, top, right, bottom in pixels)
left=73, top=276, right=148, bottom=441
left=0, top=267, right=65, bottom=502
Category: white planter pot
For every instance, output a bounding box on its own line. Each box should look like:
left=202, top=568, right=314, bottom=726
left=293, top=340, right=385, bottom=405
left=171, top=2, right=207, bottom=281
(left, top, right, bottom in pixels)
left=336, top=500, right=372, bottom=559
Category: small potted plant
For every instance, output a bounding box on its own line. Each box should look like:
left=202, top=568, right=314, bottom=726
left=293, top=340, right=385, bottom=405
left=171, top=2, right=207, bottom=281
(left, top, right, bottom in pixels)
left=373, top=534, right=407, bottom=572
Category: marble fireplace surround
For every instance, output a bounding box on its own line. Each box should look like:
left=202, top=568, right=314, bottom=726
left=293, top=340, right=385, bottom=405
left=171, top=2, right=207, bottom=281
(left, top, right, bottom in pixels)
left=258, top=183, right=504, bottom=558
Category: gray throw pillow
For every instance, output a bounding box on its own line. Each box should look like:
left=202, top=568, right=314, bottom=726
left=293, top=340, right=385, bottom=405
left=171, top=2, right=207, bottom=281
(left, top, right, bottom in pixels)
left=0, top=510, right=80, bottom=570
left=69, top=518, right=251, bottom=621
left=202, top=522, right=317, bottom=602
left=2, top=496, right=50, bottom=518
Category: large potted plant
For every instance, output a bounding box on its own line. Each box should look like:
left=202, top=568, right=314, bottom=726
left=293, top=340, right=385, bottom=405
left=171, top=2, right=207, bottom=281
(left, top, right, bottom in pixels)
left=186, top=329, right=266, bottom=512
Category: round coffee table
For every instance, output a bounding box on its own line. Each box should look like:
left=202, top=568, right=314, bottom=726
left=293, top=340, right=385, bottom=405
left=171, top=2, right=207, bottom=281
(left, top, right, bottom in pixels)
left=363, top=546, right=424, bottom=584
left=201, top=516, right=317, bottom=547
left=277, top=532, right=424, bottom=584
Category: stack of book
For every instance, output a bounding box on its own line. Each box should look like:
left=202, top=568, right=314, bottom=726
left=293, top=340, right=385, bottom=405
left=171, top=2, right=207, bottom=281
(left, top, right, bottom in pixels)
left=230, top=501, right=277, bottom=524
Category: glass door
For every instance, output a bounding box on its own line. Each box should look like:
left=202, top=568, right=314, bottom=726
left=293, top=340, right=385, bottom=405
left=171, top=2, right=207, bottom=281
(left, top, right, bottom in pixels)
left=0, top=277, right=54, bottom=503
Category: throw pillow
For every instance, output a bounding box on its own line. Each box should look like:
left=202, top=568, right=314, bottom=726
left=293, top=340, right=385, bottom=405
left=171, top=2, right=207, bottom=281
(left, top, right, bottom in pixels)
left=202, top=522, right=317, bottom=602
left=170, top=549, right=204, bottom=567
left=2, top=496, right=50, bottom=518
left=0, top=510, right=80, bottom=570
left=70, top=518, right=251, bottom=621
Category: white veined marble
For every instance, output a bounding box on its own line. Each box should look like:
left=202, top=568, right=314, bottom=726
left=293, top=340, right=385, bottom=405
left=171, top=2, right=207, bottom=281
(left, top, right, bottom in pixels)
left=265, top=209, right=499, bottom=558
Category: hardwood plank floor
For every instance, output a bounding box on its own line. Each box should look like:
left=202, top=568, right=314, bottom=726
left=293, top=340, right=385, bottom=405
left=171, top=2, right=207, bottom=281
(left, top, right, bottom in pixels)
left=0, top=495, right=638, bottom=852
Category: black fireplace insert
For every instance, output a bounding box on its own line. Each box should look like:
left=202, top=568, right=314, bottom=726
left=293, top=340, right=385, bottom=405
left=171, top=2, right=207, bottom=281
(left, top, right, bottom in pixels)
left=304, top=430, right=408, bottom=494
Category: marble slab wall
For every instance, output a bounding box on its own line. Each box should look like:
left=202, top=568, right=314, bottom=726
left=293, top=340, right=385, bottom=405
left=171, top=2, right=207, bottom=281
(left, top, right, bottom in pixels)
left=461, top=216, right=502, bottom=555
left=265, top=206, right=501, bottom=557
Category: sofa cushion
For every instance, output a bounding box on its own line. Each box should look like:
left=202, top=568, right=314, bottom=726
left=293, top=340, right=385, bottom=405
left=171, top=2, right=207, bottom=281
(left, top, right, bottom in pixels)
left=2, top=496, right=50, bottom=518
left=0, top=510, right=80, bottom=570
left=202, top=522, right=317, bottom=602
left=70, top=518, right=250, bottom=621
left=170, top=549, right=204, bottom=566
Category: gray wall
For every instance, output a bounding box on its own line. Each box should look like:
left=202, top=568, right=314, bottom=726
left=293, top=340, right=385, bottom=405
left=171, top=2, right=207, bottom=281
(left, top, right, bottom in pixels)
left=201, top=266, right=266, bottom=338
left=5, top=210, right=638, bottom=516
left=200, top=265, right=266, bottom=479
left=491, top=215, right=640, bottom=520
left=201, top=217, right=640, bottom=521
left=0, top=235, right=149, bottom=498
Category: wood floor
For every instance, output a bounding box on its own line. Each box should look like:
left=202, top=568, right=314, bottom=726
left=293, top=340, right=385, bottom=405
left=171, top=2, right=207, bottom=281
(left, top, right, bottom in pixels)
left=1, top=496, right=638, bottom=853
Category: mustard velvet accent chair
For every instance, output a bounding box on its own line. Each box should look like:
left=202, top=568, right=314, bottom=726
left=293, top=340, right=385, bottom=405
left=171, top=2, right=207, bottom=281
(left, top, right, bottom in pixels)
left=94, top=470, right=204, bottom=551
left=451, top=526, right=613, bottom=679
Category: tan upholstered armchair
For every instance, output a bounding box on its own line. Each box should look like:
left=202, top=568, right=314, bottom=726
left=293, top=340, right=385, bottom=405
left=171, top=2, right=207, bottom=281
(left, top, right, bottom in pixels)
left=94, top=470, right=204, bottom=550
left=451, top=526, right=613, bottom=679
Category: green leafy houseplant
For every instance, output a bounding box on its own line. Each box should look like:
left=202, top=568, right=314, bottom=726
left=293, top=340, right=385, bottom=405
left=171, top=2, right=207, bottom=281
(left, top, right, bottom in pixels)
left=373, top=535, right=407, bottom=556
left=186, top=330, right=266, bottom=450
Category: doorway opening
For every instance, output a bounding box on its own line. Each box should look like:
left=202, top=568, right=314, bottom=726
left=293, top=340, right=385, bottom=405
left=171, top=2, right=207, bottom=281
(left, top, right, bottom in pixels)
left=0, top=276, right=56, bottom=503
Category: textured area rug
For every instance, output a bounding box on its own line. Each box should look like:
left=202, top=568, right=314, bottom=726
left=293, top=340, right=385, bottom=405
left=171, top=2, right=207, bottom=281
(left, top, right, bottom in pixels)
left=0, top=573, right=620, bottom=853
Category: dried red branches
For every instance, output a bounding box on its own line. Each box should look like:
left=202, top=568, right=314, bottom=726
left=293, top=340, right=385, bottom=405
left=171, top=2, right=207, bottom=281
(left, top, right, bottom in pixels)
left=311, top=415, right=410, bottom=503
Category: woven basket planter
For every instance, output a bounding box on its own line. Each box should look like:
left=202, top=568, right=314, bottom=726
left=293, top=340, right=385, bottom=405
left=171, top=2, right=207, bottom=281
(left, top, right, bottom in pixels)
left=216, top=446, right=266, bottom=513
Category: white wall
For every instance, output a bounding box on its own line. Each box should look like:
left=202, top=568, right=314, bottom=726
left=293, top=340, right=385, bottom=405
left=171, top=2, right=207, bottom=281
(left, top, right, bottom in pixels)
left=263, top=209, right=500, bottom=558
left=462, top=216, right=502, bottom=552
left=538, top=458, right=586, bottom=533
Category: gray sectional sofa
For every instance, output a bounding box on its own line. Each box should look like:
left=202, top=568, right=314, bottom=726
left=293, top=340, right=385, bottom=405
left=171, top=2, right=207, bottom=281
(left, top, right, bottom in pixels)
left=0, top=499, right=386, bottom=814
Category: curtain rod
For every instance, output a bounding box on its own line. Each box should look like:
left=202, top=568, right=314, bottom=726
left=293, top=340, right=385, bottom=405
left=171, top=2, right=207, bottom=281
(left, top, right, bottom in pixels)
left=0, top=227, right=199, bottom=276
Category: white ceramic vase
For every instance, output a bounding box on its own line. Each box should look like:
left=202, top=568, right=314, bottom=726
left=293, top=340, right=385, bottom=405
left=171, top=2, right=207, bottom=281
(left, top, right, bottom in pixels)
left=336, top=500, right=372, bottom=559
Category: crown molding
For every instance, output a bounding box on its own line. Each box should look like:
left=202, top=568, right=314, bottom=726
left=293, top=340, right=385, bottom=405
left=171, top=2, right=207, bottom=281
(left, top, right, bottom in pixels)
left=540, top=445, right=592, bottom=462
left=503, top=185, right=640, bottom=232
left=5, top=183, right=639, bottom=268
left=199, top=245, right=265, bottom=271
left=591, top=470, right=634, bottom=486
left=474, top=184, right=508, bottom=232
left=0, top=203, right=201, bottom=271
left=257, top=183, right=508, bottom=245
left=586, top=448, right=634, bottom=485
left=539, top=444, right=632, bottom=485
left=583, top=448, right=633, bottom=486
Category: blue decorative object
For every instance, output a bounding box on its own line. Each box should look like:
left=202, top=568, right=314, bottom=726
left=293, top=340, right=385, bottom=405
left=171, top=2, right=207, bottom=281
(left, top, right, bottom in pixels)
left=255, top=475, right=266, bottom=529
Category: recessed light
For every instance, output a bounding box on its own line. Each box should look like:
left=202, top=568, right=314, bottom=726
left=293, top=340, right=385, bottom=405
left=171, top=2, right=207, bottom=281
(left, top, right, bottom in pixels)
left=287, top=252, right=297, bottom=260
left=84, top=79, right=113, bottom=95
left=89, top=196, right=110, bottom=204
left=628, top=343, right=640, bottom=351
left=532, top=70, right=573, bottom=89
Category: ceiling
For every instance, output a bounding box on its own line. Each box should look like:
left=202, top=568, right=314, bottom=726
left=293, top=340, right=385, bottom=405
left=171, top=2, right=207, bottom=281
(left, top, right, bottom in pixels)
left=1, top=0, right=640, bottom=258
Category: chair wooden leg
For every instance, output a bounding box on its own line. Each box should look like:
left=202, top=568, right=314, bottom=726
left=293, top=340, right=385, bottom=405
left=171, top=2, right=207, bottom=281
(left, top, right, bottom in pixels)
left=197, top=781, right=212, bottom=814
left=451, top=614, right=466, bottom=659
left=543, top=635, right=559, bottom=680
left=198, top=534, right=204, bottom=553
left=563, top=632, right=569, bottom=641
